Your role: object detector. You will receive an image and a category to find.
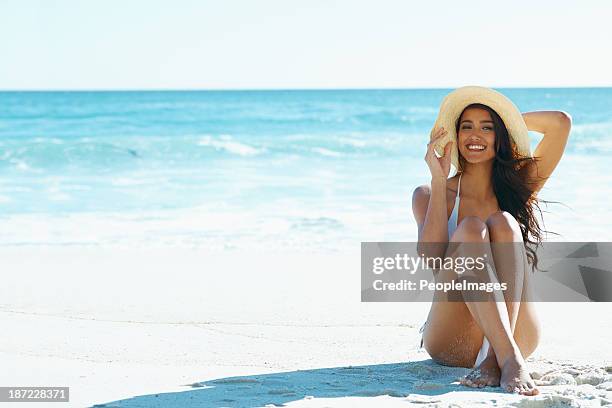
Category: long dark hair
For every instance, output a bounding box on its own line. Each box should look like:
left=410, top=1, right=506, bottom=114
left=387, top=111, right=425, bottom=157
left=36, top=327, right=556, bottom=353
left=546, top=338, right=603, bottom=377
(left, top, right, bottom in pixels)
left=455, top=103, right=548, bottom=271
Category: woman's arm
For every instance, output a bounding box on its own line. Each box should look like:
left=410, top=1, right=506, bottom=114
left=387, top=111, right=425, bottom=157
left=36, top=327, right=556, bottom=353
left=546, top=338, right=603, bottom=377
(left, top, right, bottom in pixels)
left=522, top=110, right=572, bottom=192
left=413, top=127, right=453, bottom=256
left=413, top=177, right=449, bottom=245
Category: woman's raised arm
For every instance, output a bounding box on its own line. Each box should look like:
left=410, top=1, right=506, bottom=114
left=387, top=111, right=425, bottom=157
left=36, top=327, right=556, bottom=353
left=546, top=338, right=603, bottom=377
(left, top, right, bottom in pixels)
left=522, top=111, right=572, bottom=192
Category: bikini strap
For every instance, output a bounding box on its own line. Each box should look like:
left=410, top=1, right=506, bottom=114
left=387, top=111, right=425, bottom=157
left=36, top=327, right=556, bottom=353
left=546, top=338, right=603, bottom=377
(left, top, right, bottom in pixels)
left=456, top=173, right=462, bottom=201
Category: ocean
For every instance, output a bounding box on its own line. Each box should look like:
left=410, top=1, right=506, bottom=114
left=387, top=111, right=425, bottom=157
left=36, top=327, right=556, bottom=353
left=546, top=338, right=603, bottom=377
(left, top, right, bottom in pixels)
left=1, top=89, right=611, bottom=249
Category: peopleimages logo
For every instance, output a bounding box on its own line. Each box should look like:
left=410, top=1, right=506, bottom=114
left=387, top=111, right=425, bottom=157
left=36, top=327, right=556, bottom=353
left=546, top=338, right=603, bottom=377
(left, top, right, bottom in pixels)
left=372, top=253, right=488, bottom=275
left=371, top=279, right=508, bottom=294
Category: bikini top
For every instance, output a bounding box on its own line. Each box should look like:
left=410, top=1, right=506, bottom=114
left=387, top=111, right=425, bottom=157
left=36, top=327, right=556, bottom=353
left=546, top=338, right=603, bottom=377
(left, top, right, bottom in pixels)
left=447, top=173, right=462, bottom=238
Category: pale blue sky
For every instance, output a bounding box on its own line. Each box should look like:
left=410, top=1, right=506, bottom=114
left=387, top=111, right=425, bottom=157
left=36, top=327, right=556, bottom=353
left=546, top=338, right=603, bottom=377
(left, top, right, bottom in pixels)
left=1, top=0, right=610, bottom=90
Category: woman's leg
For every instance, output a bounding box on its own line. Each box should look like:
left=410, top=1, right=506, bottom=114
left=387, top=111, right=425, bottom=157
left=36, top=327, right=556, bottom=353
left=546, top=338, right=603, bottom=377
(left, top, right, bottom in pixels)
left=461, top=212, right=540, bottom=389
left=421, top=214, right=539, bottom=395
left=421, top=217, right=489, bottom=367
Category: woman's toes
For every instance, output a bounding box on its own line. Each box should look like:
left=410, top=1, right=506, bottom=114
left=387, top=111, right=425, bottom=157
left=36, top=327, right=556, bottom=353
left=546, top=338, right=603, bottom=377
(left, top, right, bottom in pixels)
left=461, top=374, right=478, bottom=387
left=500, top=356, right=538, bottom=396
left=518, top=383, right=537, bottom=396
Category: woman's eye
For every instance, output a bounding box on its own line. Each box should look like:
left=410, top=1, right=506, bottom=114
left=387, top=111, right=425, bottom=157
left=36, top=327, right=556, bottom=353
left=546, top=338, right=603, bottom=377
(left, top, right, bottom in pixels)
left=460, top=125, right=492, bottom=131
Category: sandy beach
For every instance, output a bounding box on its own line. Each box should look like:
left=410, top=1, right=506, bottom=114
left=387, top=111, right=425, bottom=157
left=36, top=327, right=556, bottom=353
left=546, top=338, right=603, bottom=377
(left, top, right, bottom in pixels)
left=1, top=246, right=610, bottom=407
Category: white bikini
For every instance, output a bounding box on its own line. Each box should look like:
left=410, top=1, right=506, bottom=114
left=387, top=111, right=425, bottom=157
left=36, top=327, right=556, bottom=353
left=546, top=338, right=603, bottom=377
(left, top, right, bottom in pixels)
left=419, top=173, right=490, bottom=368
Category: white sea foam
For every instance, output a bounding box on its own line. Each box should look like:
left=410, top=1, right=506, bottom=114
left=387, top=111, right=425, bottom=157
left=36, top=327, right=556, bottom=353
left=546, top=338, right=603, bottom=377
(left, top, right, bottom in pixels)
left=571, top=121, right=612, bottom=133
left=337, top=137, right=367, bottom=148
left=198, top=135, right=262, bottom=156
left=11, top=159, right=31, bottom=171
left=311, top=147, right=343, bottom=157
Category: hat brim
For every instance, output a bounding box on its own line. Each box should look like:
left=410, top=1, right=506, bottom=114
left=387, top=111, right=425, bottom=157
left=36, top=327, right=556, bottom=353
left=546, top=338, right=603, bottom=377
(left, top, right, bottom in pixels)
left=430, top=86, right=531, bottom=175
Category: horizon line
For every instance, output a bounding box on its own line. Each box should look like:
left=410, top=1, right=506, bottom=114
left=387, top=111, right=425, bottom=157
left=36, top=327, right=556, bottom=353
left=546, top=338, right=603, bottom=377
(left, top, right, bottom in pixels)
left=1, top=85, right=612, bottom=92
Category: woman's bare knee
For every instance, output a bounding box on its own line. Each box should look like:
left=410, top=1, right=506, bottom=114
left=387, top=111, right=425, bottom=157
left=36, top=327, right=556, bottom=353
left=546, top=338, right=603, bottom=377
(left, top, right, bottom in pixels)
left=451, top=216, right=489, bottom=243
left=486, top=211, right=522, bottom=242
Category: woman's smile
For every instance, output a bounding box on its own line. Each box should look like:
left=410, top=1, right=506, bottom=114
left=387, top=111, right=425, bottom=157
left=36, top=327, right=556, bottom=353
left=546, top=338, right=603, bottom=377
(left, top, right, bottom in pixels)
left=466, top=144, right=487, bottom=151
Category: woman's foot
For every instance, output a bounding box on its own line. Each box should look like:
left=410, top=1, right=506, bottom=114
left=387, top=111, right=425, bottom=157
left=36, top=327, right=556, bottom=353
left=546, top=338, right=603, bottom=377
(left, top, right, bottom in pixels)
left=499, top=354, right=539, bottom=395
left=460, top=353, right=501, bottom=388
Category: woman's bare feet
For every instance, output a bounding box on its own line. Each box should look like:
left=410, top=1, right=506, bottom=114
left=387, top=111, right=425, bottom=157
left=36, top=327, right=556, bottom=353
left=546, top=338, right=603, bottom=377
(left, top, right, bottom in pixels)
left=460, top=353, right=501, bottom=388
left=499, top=354, right=539, bottom=395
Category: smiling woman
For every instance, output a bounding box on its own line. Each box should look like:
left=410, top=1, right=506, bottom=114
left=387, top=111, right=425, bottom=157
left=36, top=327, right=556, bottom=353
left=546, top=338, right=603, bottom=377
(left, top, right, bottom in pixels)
left=412, top=86, right=572, bottom=396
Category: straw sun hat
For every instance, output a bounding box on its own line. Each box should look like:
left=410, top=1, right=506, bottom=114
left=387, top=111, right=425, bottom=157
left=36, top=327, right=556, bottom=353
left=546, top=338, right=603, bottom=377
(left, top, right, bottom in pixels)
left=430, top=86, right=531, bottom=173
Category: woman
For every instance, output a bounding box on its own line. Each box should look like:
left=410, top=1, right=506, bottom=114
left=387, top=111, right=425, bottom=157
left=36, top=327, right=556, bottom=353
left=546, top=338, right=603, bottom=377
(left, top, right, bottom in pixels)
left=412, top=86, right=571, bottom=396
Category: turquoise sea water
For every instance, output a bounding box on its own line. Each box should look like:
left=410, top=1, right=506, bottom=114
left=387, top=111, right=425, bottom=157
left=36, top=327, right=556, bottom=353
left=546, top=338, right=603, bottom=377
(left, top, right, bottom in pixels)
left=1, top=89, right=611, bottom=248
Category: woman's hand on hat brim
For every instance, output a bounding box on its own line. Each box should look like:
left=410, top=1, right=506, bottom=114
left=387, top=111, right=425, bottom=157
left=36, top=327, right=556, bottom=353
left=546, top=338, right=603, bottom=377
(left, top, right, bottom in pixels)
left=426, top=127, right=453, bottom=180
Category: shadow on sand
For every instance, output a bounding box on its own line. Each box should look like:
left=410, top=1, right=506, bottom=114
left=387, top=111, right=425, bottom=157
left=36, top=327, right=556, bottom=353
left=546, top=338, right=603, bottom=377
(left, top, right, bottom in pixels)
left=93, top=359, right=500, bottom=407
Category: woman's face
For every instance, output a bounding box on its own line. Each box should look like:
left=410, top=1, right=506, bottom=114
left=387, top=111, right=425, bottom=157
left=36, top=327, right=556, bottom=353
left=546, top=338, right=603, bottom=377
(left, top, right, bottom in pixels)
left=457, top=107, right=497, bottom=165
